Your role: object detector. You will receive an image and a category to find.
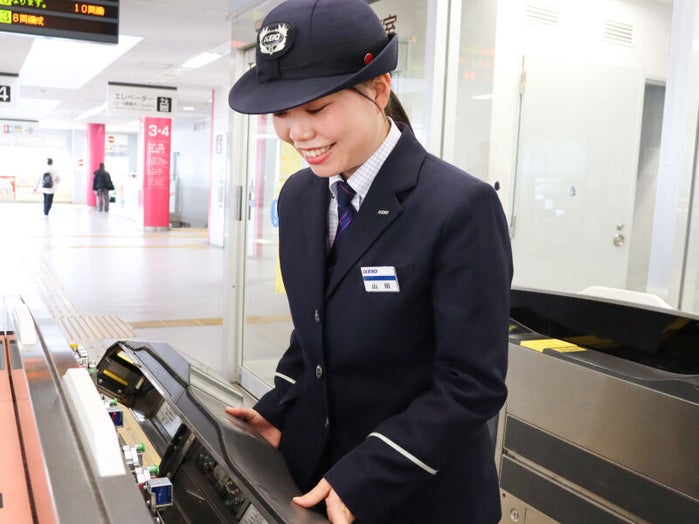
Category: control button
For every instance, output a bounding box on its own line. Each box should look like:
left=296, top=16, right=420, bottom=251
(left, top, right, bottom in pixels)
left=315, top=365, right=323, bottom=379
left=324, top=417, right=330, bottom=430
left=314, top=309, right=320, bottom=323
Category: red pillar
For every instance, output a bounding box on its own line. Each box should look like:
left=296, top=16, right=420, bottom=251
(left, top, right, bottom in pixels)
left=86, top=123, right=105, bottom=207
left=142, top=117, right=171, bottom=228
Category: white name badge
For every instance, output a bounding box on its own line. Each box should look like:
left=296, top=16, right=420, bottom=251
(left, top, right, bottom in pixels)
left=361, top=266, right=400, bottom=293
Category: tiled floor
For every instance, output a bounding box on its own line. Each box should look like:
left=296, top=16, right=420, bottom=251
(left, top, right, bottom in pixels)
left=0, top=201, right=227, bottom=379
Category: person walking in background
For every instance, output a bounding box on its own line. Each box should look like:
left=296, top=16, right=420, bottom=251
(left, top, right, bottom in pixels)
left=92, top=162, right=114, bottom=212
left=34, top=157, right=60, bottom=216
left=225, top=1, right=513, bottom=522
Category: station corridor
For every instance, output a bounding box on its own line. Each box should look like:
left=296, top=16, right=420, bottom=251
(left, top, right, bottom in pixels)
left=0, top=201, right=227, bottom=379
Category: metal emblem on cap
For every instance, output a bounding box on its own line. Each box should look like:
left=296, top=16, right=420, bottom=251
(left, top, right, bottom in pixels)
left=258, top=23, right=295, bottom=58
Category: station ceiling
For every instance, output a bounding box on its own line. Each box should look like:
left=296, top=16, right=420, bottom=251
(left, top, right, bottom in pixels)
left=0, top=0, right=241, bottom=132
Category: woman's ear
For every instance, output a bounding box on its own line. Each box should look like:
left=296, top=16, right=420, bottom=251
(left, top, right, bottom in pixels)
left=372, top=73, right=392, bottom=112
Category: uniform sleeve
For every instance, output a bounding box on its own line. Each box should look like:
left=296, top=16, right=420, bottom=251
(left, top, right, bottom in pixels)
left=325, top=182, right=513, bottom=519
left=253, top=178, right=311, bottom=431
left=254, top=329, right=306, bottom=431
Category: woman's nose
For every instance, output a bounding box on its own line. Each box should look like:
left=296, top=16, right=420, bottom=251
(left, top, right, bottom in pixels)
left=288, top=117, right=314, bottom=142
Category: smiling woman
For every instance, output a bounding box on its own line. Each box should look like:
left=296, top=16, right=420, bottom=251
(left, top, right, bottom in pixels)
left=225, top=1, right=513, bottom=523
left=271, top=80, right=391, bottom=180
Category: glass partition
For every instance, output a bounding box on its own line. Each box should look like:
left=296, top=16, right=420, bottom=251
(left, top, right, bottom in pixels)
left=240, top=113, right=296, bottom=394
left=445, top=0, right=695, bottom=309
left=233, top=0, right=699, bottom=395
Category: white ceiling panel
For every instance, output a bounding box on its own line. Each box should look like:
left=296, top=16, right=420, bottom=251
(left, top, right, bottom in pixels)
left=0, top=0, right=233, bottom=130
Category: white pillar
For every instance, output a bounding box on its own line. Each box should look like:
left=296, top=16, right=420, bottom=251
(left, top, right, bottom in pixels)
left=646, top=0, right=699, bottom=306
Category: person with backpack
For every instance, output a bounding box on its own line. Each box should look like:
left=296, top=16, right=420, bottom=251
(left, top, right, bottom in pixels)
left=92, top=162, right=115, bottom=212
left=34, top=157, right=61, bottom=216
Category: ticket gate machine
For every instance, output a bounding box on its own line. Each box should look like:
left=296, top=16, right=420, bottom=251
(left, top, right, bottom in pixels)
left=94, top=339, right=328, bottom=524
left=498, top=288, right=699, bottom=524
left=0, top=295, right=326, bottom=524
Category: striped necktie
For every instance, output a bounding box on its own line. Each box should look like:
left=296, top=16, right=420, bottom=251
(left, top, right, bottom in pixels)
left=334, top=180, right=356, bottom=244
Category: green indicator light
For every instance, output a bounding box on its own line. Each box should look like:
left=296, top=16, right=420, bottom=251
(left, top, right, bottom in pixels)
left=137, top=443, right=145, bottom=452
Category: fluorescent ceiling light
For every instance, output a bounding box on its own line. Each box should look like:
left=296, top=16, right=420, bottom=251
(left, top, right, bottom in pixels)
left=76, top=103, right=107, bottom=121
left=179, top=51, right=223, bottom=70
left=20, top=35, right=142, bottom=89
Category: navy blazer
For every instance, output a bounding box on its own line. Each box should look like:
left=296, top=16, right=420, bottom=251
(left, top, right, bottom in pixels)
left=254, top=125, right=513, bottom=523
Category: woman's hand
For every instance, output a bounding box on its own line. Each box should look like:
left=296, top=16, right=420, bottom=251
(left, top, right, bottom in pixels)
left=224, top=407, right=282, bottom=448
left=293, top=478, right=355, bottom=523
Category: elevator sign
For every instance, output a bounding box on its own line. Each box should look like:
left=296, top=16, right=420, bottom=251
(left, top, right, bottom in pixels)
left=0, top=0, right=119, bottom=44
left=108, top=82, right=178, bottom=116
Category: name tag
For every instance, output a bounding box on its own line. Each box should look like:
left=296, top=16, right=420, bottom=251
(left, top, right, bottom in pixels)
left=361, top=266, right=400, bottom=293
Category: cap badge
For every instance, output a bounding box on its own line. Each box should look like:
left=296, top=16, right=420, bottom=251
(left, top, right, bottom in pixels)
left=258, top=23, right=294, bottom=58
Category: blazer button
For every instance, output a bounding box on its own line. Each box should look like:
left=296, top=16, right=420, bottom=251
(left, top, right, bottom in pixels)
left=315, top=365, right=323, bottom=379
left=314, top=309, right=320, bottom=323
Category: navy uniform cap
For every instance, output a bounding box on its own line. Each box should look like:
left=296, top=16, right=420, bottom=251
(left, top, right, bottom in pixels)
left=229, top=0, right=398, bottom=115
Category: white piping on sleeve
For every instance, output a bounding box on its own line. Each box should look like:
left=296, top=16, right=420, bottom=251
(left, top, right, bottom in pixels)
left=368, top=432, right=438, bottom=475
left=274, top=372, right=296, bottom=385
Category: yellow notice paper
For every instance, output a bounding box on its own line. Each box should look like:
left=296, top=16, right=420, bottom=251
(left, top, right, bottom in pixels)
left=520, top=338, right=586, bottom=353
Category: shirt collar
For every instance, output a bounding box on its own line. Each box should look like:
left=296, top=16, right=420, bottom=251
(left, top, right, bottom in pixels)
left=329, top=118, right=402, bottom=208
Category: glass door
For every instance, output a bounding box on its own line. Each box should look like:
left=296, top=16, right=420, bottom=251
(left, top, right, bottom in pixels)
left=239, top=47, right=301, bottom=396
left=510, top=55, right=645, bottom=293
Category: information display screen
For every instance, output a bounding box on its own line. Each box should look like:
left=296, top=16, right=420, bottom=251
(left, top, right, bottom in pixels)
left=0, top=0, right=119, bottom=44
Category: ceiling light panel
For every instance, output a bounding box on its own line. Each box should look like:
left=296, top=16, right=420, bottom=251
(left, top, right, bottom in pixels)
left=20, top=35, right=142, bottom=89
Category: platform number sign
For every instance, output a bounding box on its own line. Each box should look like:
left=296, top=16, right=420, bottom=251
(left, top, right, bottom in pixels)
left=147, top=123, right=170, bottom=137
left=0, top=85, right=10, bottom=103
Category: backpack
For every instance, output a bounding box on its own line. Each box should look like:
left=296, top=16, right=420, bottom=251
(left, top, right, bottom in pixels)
left=42, top=172, right=53, bottom=189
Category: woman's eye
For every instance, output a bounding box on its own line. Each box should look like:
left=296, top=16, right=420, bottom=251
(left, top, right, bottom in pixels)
left=307, top=104, right=327, bottom=115
left=273, top=111, right=287, bottom=118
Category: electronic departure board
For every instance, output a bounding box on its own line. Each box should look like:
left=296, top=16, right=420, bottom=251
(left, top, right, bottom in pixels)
left=0, top=1, right=119, bottom=44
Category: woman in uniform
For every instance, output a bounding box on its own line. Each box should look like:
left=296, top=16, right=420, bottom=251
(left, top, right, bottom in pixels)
left=226, top=1, right=513, bottom=522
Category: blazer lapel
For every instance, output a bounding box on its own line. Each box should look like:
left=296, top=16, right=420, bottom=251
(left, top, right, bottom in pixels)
left=325, top=126, right=425, bottom=297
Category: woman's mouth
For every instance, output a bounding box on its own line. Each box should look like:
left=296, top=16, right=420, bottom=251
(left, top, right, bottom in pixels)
left=302, top=145, right=333, bottom=164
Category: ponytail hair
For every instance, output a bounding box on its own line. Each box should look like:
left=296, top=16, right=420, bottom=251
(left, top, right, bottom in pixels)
left=385, top=91, right=412, bottom=130
left=350, top=80, right=413, bottom=130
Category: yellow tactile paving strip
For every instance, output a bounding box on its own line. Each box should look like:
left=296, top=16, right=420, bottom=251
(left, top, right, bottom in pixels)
left=130, top=318, right=223, bottom=328
left=246, top=314, right=292, bottom=324
left=26, top=254, right=225, bottom=361
left=45, top=244, right=209, bottom=250
left=60, top=314, right=135, bottom=343
left=27, top=256, right=135, bottom=358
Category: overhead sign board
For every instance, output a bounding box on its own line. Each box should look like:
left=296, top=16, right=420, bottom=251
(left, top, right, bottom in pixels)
left=0, top=73, right=19, bottom=107
left=1, top=119, right=37, bottom=136
left=107, top=82, right=178, bottom=117
left=0, top=0, right=119, bottom=44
